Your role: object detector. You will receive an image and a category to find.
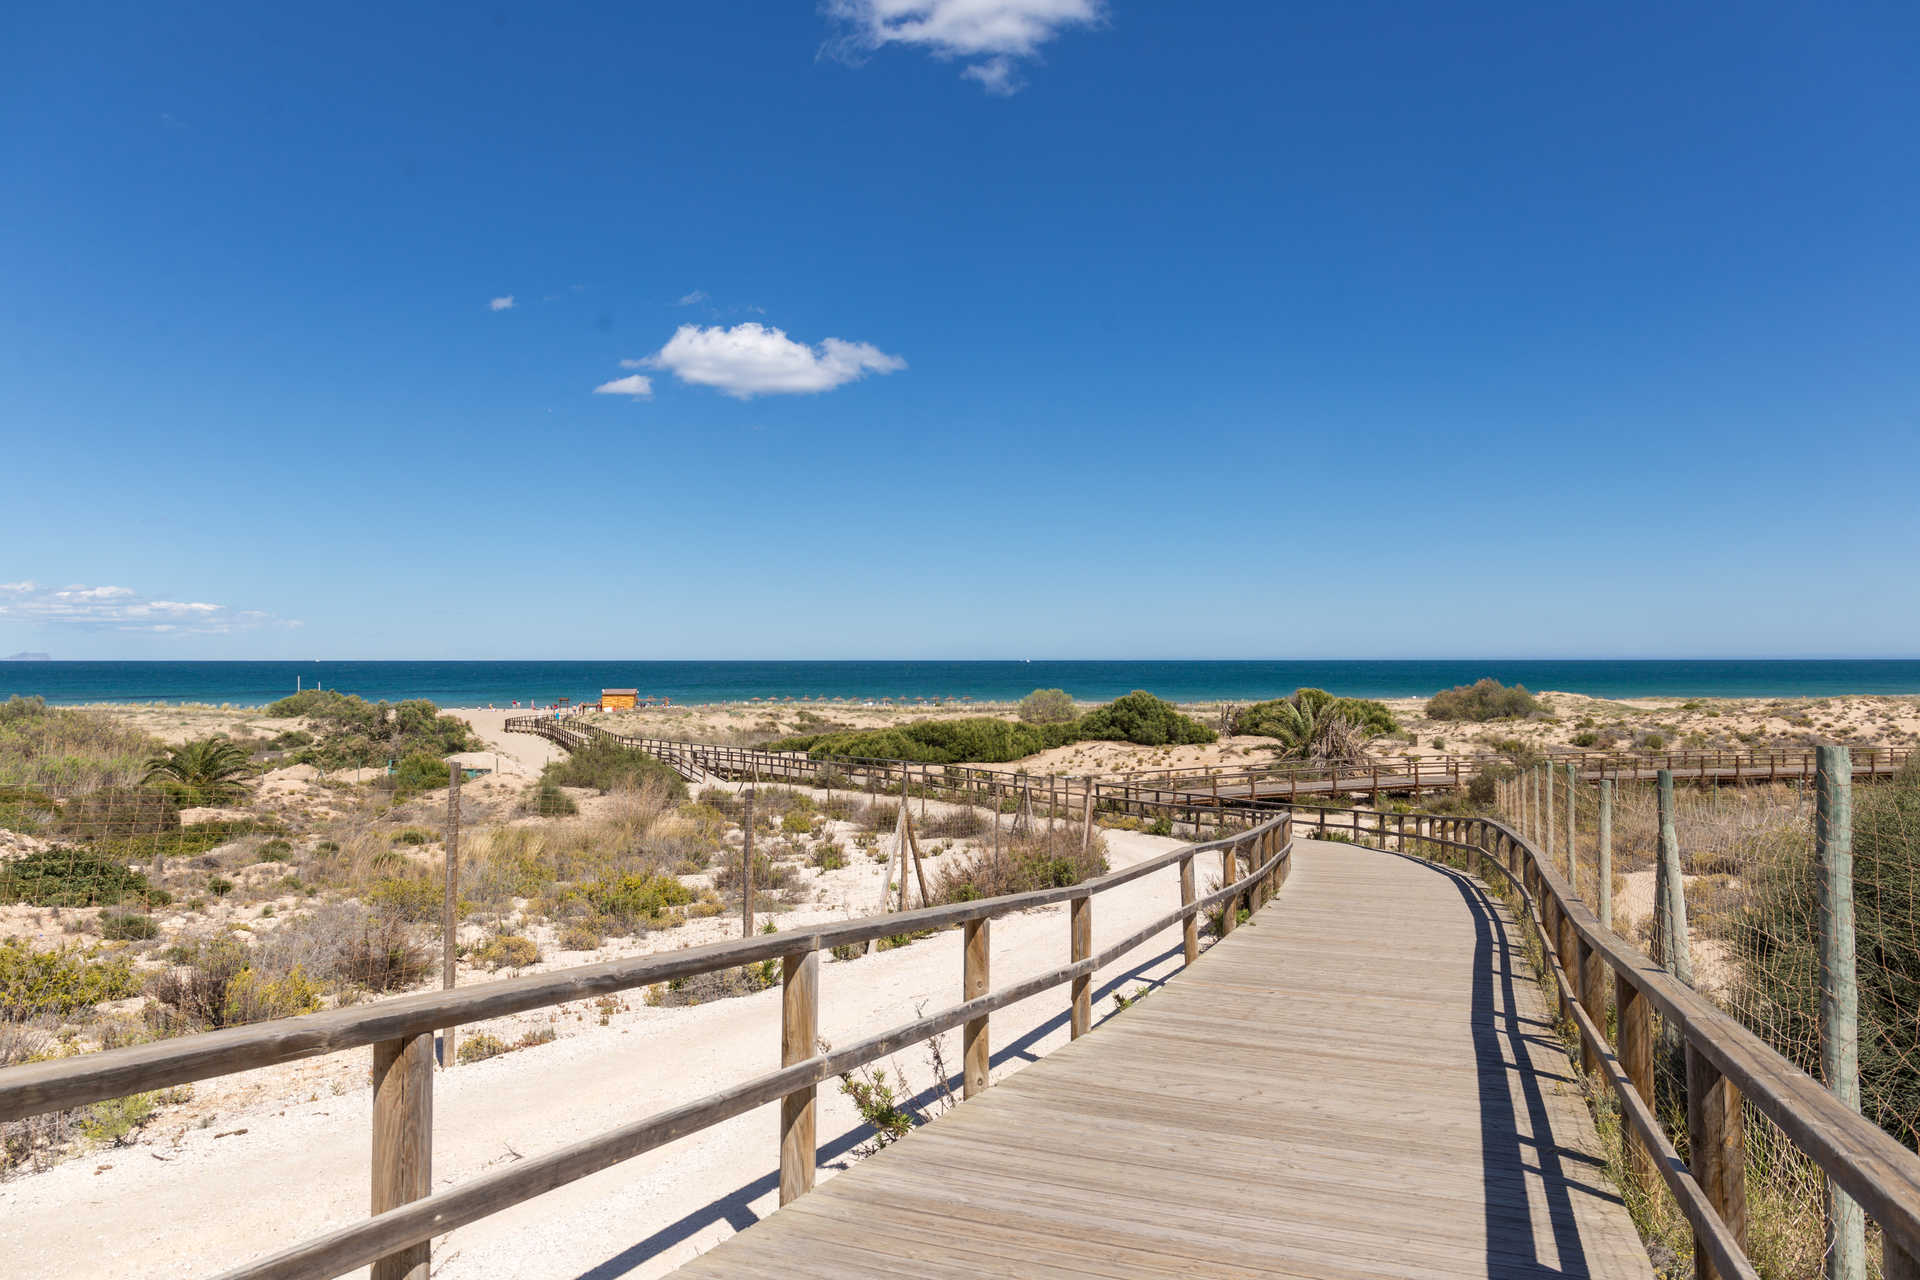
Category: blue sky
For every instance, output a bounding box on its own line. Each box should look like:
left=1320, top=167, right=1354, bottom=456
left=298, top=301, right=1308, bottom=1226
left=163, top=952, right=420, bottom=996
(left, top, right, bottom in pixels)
left=4, top=2, right=1917, bottom=660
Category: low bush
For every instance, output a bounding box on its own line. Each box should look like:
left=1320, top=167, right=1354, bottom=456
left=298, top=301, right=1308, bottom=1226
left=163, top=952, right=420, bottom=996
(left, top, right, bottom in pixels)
left=528, top=781, right=577, bottom=817
left=390, top=753, right=454, bottom=800
left=0, top=846, right=154, bottom=908
left=473, top=935, right=540, bottom=970
left=559, top=922, right=603, bottom=951
left=542, top=741, right=687, bottom=800
left=1017, top=688, right=1077, bottom=725
left=1425, top=679, right=1542, bottom=722
left=934, top=836, right=1108, bottom=902
left=1076, top=691, right=1215, bottom=747
left=147, top=936, right=321, bottom=1030
left=1233, top=689, right=1399, bottom=740
left=458, top=1032, right=507, bottom=1064
left=366, top=875, right=440, bottom=922
left=265, top=902, right=430, bottom=993
left=265, top=691, right=481, bottom=770
left=100, top=912, right=159, bottom=941
left=580, top=872, right=694, bottom=929
left=0, top=939, right=139, bottom=1019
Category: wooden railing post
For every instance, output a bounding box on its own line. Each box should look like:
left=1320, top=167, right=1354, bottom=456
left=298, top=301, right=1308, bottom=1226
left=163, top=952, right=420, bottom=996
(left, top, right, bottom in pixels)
left=1220, top=845, right=1238, bottom=938
left=1615, top=967, right=1656, bottom=1192
left=1597, top=779, right=1614, bottom=930
left=371, top=1033, right=433, bottom=1280
left=1180, top=853, right=1198, bottom=964
left=963, top=919, right=990, bottom=1097
left=1688, top=1041, right=1750, bottom=1280
left=779, top=949, right=818, bottom=1205
left=1069, top=895, right=1092, bottom=1039
left=1577, top=936, right=1603, bottom=1077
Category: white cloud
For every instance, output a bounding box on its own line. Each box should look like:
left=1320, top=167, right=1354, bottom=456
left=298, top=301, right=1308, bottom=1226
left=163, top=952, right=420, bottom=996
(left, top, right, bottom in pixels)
left=825, top=0, right=1103, bottom=94
left=678, top=290, right=709, bottom=306
left=0, top=583, right=297, bottom=633
left=489, top=295, right=516, bottom=311
left=593, top=374, right=654, bottom=399
left=636, top=322, right=906, bottom=398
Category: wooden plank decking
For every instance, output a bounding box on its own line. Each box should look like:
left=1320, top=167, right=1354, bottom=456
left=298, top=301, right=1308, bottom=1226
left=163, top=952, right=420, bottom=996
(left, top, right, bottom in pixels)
left=675, top=838, right=1654, bottom=1279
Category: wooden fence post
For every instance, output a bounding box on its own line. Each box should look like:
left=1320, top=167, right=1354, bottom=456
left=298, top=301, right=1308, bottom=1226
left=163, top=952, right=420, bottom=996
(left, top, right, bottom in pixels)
left=779, top=949, right=818, bottom=1205
left=1655, top=770, right=1694, bottom=986
left=1816, top=745, right=1866, bottom=1280
left=1180, top=854, right=1198, bottom=964
left=1597, top=779, right=1614, bottom=930
left=1544, top=762, right=1556, bottom=868
left=1220, top=845, right=1238, bottom=938
left=1081, top=786, right=1095, bottom=853
left=963, top=919, right=990, bottom=1098
left=1688, top=1041, right=1750, bottom=1280
left=1564, top=762, right=1577, bottom=886
left=1069, top=895, right=1092, bottom=1039
left=441, top=764, right=461, bottom=1069
left=742, top=773, right=756, bottom=937
left=371, top=1033, right=433, bottom=1280
left=1578, top=936, right=1604, bottom=1077
left=1616, top=968, right=1656, bottom=1193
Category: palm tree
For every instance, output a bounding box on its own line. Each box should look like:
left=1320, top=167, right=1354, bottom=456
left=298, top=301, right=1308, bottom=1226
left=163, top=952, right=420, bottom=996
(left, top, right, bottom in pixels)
left=1257, top=690, right=1373, bottom=766
left=143, top=738, right=253, bottom=805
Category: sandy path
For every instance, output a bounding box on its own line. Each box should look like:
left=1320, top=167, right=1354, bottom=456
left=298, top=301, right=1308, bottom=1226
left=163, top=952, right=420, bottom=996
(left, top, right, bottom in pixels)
left=1, top=829, right=1208, bottom=1279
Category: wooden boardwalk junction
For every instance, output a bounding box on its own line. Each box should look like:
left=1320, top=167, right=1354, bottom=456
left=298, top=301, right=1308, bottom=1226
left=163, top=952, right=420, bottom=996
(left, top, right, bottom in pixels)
left=679, top=838, right=1654, bottom=1279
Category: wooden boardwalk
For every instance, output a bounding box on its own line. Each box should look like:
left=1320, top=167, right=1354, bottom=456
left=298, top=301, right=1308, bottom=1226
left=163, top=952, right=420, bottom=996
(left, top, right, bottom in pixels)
left=676, top=838, right=1653, bottom=1279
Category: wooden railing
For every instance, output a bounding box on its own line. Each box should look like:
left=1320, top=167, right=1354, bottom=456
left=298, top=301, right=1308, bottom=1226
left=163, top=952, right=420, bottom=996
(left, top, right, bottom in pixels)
left=509, top=716, right=1915, bottom=822
left=1282, top=802, right=1920, bottom=1280
left=0, top=808, right=1291, bottom=1280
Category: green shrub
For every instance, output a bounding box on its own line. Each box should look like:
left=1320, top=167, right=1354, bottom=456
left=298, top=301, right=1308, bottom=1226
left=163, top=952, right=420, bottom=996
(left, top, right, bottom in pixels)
left=581, top=872, right=694, bottom=927
left=769, top=717, right=1073, bottom=765
left=1570, top=731, right=1599, bottom=747
left=389, top=827, right=434, bottom=846
left=473, top=935, right=540, bottom=970
left=1077, top=691, right=1215, bottom=747
left=367, top=875, right=441, bottom=922
left=207, top=876, right=234, bottom=899
left=147, top=936, right=319, bottom=1029
left=100, top=912, right=159, bottom=941
left=542, top=741, right=688, bottom=799
left=1425, top=679, right=1542, bottom=722
left=934, top=838, right=1107, bottom=902
left=265, top=691, right=481, bottom=770
left=390, top=753, right=454, bottom=799
left=256, top=839, right=292, bottom=862
left=781, top=810, right=814, bottom=834
left=0, top=939, right=139, bottom=1019
left=812, top=843, right=847, bottom=872
left=80, top=1092, right=158, bottom=1145
left=0, top=846, right=154, bottom=908
left=458, top=1032, right=508, bottom=1064
left=1017, top=688, right=1077, bottom=724
left=529, top=781, right=577, bottom=816
left=560, top=922, right=603, bottom=951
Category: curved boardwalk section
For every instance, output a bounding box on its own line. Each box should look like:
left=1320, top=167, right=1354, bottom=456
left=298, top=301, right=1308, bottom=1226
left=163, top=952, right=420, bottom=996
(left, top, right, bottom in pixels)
left=676, top=838, right=1652, bottom=1279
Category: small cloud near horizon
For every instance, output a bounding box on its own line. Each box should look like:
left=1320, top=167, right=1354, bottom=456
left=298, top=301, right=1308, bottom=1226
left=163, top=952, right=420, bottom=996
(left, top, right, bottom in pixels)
left=489, top=295, right=516, bottom=311
left=593, top=373, right=654, bottom=399
left=823, top=0, right=1105, bottom=95
left=624, top=322, right=905, bottom=399
left=677, top=290, right=708, bottom=306
left=0, top=581, right=300, bottom=634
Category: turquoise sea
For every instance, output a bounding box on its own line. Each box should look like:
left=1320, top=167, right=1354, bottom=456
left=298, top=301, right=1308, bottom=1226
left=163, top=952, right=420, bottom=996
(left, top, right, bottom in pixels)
left=4, top=660, right=1920, bottom=708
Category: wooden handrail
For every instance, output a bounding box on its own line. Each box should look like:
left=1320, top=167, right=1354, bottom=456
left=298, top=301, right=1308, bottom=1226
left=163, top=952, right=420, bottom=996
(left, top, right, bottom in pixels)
left=0, top=800, right=1290, bottom=1280
left=1282, top=801, right=1920, bottom=1277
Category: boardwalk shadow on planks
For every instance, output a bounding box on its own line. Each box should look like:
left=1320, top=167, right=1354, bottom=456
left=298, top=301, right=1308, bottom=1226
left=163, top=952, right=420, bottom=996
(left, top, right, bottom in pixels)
left=571, top=943, right=1189, bottom=1280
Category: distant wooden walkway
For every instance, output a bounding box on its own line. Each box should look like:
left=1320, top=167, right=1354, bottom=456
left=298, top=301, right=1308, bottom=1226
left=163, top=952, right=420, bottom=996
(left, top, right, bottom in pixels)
left=676, top=838, right=1653, bottom=1279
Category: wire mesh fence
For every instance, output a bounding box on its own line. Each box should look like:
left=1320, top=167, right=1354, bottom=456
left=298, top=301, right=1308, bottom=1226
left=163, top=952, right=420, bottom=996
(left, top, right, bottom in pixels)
left=1503, top=757, right=1920, bottom=1278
